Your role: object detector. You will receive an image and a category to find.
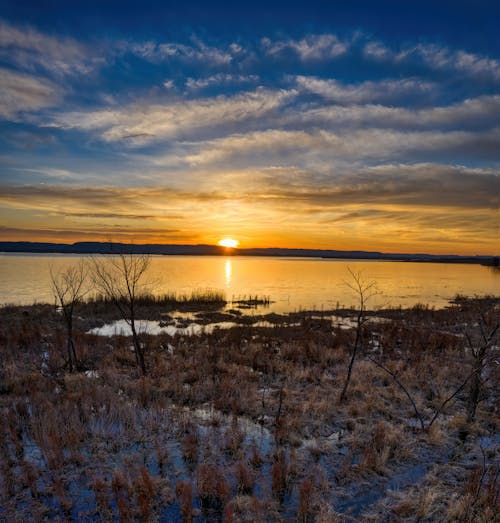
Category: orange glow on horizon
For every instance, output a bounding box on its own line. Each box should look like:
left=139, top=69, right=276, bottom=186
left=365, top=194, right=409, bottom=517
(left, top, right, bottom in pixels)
left=1, top=225, right=497, bottom=256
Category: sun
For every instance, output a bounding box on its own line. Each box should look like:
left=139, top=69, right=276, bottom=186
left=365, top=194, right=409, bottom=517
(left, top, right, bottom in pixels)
left=218, top=238, right=239, bottom=248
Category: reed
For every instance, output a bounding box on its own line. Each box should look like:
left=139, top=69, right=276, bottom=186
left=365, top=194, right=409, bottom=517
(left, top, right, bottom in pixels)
left=175, top=481, right=193, bottom=522
left=231, top=294, right=271, bottom=307
left=87, top=288, right=227, bottom=306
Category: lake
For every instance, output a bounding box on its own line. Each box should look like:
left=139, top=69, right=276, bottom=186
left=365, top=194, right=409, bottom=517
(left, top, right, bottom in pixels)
left=0, top=253, right=498, bottom=312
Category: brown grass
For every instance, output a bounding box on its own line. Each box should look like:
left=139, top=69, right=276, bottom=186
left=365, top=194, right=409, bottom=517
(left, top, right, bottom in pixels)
left=0, top=296, right=497, bottom=521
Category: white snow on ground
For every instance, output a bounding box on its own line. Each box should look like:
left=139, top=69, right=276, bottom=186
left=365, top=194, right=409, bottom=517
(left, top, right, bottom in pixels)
left=87, top=316, right=387, bottom=337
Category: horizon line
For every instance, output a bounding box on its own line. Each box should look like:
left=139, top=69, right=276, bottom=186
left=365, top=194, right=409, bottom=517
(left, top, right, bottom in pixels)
left=0, top=240, right=498, bottom=260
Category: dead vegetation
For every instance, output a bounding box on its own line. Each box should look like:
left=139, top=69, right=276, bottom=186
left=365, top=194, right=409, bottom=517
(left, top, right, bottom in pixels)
left=0, top=296, right=498, bottom=521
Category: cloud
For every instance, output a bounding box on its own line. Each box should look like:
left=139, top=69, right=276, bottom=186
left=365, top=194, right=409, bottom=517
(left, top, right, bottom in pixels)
left=364, top=39, right=500, bottom=81
left=363, top=41, right=392, bottom=61
left=327, top=163, right=499, bottom=209
left=185, top=73, right=259, bottom=90
left=49, top=88, right=296, bottom=144
left=261, top=34, right=348, bottom=61
left=182, top=129, right=315, bottom=165
left=180, top=127, right=500, bottom=168
left=2, top=163, right=495, bottom=216
left=45, top=82, right=500, bottom=153
left=294, top=75, right=436, bottom=104
left=0, top=184, right=229, bottom=217
left=125, top=38, right=233, bottom=66
left=0, top=225, right=189, bottom=243
left=3, top=131, right=57, bottom=150
left=290, top=95, right=500, bottom=131
left=257, top=163, right=499, bottom=212
left=0, top=19, right=100, bottom=75
left=0, top=68, right=61, bottom=119
left=0, top=183, right=231, bottom=243
left=17, top=167, right=77, bottom=180
left=408, top=44, right=500, bottom=80
left=319, top=207, right=495, bottom=235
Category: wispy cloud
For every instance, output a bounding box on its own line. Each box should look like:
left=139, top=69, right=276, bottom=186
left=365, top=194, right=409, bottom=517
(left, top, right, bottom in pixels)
left=2, top=163, right=495, bottom=213
left=124, top=37, right=233, bottom=66
left=179, top=127, right=500, bottom=168
left=364, top=39, right=500, bottom=81
left=0, top=19, right=101, bottom=75
left=48, top=88, right=296, bottom=144
left=0, top=184, right=229, bottom=216
left=0, top=225, right=189, bottom=243
left=185, top=73, right=259, bottom=90
left=289, top=95, right=500, bottom=131
left=261, top=33, right=349, bottom=61
left=0, top=68, right=61, bottom=119
left=294, top=75, right=436, bottom=104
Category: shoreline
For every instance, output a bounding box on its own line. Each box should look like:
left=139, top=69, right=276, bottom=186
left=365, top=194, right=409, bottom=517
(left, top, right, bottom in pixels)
left=1, top=243, right=498, bottom=266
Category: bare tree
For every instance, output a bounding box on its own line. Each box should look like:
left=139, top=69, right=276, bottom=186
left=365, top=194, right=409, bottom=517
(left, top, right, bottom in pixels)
left=465, top=313, right=499, bottom=423
left=51, top=260, right=89, bottom=373
left=339, top=268, right=378, bottom=403
left=90, top=250, right=151, bottom=375
left=368, top=302, right=499, bottom=431
left=368, top=348, right=497, bottom=431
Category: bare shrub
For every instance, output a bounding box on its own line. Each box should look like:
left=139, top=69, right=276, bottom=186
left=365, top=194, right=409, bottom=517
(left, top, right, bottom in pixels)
left=360, top=422, right=407, bottom=473
left=339, top=268, right=378, bottom=403
left=50, top=260, right=88, bottom=372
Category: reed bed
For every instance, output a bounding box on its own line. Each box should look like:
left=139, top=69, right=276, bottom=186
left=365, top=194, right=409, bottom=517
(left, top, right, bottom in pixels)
left=88, top=288, right=227, bottom=306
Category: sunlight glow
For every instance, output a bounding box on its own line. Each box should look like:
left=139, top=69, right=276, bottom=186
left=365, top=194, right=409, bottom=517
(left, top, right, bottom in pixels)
left=218, top=238, right=239, bottom=248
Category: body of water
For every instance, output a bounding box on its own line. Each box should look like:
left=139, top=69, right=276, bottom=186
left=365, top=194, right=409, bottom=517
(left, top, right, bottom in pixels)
left=0, top=253, right=498, bottom=312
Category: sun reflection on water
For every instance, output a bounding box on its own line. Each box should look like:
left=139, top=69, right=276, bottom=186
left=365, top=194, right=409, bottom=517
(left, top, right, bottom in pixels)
left=225, top=259, right=232, bottom=286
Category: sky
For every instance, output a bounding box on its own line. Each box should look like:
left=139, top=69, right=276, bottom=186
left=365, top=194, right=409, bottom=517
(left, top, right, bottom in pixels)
left=0, top=0, right=499, bottom=255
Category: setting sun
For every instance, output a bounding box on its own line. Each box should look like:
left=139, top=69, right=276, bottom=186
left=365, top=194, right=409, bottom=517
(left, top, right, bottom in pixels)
left=218, top=238, right=239, bottom=248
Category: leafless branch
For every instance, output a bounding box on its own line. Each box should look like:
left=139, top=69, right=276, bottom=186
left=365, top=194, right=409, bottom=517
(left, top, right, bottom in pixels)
left=90, top=248, right=151, bottom=375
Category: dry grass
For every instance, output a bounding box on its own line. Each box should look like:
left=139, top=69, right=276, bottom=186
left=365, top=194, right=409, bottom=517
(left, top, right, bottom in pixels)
left=0, top=296, right=497, bottom=521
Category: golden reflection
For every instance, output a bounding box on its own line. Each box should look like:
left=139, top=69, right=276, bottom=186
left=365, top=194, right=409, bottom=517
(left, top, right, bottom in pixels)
left=225, top=259, right=232, bottom=286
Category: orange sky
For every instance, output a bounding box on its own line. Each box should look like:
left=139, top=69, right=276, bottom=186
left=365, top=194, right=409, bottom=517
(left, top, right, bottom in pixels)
left=1, top=185, right=497, bottom=255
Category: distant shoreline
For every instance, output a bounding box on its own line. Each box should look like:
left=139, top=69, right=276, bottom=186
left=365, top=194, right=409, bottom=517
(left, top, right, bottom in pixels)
left=0, top=241, right=498, bottom=266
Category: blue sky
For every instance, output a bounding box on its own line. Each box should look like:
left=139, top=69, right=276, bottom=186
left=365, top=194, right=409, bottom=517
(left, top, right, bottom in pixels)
left=0, top=1, right=499, bottom=253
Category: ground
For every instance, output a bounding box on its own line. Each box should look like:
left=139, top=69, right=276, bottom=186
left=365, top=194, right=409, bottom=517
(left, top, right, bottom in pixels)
left=0, top=296, right=498, bottom=522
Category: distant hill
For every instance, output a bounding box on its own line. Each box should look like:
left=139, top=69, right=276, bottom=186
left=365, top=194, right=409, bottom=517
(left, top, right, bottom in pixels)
left=0, top=241, right=497, bottom=265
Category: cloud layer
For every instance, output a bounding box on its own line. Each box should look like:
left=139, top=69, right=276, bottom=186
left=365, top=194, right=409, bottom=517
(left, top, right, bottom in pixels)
left=0, top=19, right=498, bottom=254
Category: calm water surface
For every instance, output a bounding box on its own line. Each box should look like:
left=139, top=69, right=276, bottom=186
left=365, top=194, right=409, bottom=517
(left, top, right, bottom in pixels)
left=0, top=254, right=498, bottom=312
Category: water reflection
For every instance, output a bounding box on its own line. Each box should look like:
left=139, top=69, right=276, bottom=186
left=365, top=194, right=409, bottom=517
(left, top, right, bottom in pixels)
left=224, top=259, right=232, bottom=286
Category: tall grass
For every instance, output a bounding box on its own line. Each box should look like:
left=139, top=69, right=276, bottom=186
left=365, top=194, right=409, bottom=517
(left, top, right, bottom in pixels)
left=86, top=289, right=273, bottom=308
left=88, top=288, right=227, bottom=306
